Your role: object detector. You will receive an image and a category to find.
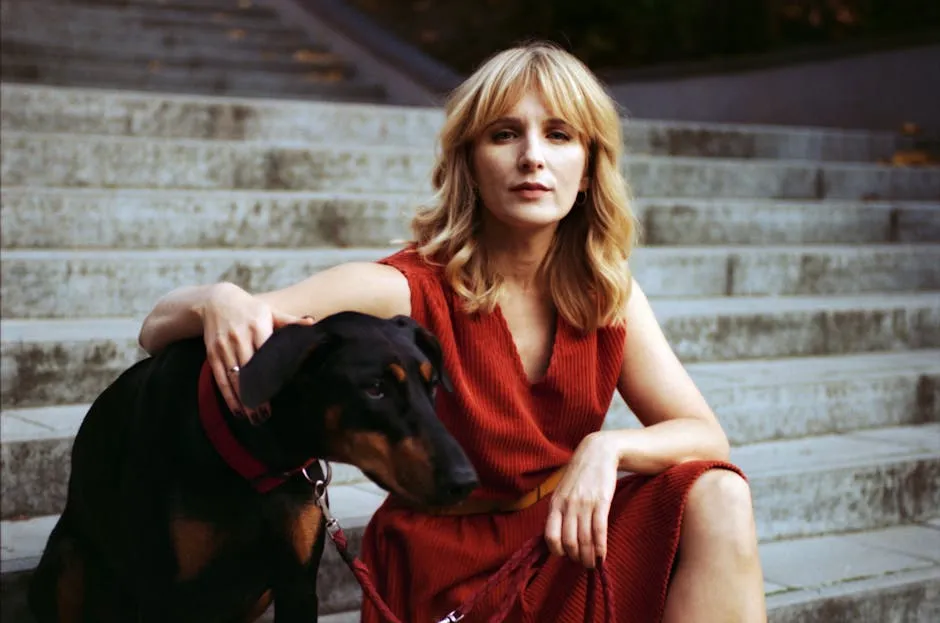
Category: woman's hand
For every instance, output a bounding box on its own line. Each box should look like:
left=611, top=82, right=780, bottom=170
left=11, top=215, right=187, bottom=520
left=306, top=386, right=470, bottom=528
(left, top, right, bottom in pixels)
left=544, top=432, right=620, bottom=569
left=199, top=283, right=314, bottom=420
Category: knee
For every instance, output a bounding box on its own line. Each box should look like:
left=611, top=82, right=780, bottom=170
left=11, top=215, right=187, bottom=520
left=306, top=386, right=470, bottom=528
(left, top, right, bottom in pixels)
left=681, top=469, right=759, bottom=561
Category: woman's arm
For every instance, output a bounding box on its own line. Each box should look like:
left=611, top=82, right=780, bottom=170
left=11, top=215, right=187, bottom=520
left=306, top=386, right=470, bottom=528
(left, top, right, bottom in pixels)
left=138, top=262, right=410, bottom=354
left=607, top=279, right=730, bottom=473
left=544, top=280, right=730, bottom=568
left=137, top=261, right=411, bottom=414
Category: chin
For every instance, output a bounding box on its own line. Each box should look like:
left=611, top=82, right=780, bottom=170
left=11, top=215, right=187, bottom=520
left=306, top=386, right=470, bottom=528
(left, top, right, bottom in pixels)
left=496, top=204, right=572, bottom=229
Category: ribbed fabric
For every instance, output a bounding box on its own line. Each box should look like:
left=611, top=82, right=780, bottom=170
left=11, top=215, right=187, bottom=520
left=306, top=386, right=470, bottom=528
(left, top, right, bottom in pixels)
left=360, top=248, right=743, bottom=622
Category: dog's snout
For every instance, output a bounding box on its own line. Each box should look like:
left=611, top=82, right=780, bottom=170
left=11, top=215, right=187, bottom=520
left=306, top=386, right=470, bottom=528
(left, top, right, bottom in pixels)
left=436, top=465, right=479, bottom=504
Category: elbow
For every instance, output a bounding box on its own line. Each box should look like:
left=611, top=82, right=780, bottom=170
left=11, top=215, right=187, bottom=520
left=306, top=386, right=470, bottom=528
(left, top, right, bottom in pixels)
left=713, top=425, right=731, bottom=462
left=138, top=318, right=156, bottom=355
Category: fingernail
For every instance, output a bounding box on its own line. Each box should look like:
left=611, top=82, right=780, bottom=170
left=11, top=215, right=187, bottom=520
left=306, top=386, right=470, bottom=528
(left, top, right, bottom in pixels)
left=235, top=409, right=246, bottom=418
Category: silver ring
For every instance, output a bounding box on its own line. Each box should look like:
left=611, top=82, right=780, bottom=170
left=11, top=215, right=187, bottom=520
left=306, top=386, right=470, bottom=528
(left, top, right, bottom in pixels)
left=229, top=364, right=240, bottom=374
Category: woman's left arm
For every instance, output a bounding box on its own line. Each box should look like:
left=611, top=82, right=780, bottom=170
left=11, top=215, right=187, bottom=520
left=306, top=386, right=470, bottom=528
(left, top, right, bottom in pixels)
left=545, top=280, right=730, bottom=568
left=607, top=278, right=730, bottom=473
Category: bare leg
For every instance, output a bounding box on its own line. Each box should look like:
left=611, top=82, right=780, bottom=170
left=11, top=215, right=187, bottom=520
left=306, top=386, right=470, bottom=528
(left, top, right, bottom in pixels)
left=662, top=469, right=767, bottom=623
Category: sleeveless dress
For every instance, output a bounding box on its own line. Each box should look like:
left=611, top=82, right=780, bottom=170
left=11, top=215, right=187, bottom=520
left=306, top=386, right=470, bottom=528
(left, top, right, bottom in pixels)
left=360, top=247, right=744, bottom=623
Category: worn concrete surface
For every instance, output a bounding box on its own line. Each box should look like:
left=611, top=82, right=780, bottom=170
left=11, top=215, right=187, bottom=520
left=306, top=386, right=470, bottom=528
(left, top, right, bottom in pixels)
left=2, top=245, right=936, bottom=318
left=4, top=132, right=939, bottom=198
left=3, top=190, right=937, bottom=250
left=2, top=502, right=938, bottom=621
left=3, top=295, right=938, bottom=409
left=0, top=83, right=907, bottom=162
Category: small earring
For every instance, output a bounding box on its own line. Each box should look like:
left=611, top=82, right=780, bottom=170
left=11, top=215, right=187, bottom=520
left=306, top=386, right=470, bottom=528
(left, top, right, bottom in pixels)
left=575, top=191, right=587, bottom=206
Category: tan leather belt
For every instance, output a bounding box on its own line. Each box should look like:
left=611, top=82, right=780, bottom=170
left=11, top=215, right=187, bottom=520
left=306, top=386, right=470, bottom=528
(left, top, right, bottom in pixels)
left=430, top=467, right=567, bottom=516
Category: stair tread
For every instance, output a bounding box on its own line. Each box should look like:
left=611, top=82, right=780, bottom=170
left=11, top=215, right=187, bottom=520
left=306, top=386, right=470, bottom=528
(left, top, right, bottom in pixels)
left=4, top=128, right=938, bottom=170
left=1, top=186, right=938, bottom=207
left=3, top=498, right=938, bottom=601
left=2, top=292, right=937, bottom=342
left=0, top=82, right=906, bottom=140
left=3, top=243, right=939, bottom=260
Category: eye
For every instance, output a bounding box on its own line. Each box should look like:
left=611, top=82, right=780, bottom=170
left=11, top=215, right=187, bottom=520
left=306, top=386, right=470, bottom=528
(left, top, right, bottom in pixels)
left=547, top=129, right=571, bottom=141
left=491, top=129, right=516, bottom=142
left=364, top=380, right=385, bottom=400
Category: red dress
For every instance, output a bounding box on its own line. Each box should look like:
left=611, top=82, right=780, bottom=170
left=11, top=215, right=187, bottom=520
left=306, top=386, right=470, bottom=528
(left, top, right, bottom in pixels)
left=360, top=248, right=743, bottom=622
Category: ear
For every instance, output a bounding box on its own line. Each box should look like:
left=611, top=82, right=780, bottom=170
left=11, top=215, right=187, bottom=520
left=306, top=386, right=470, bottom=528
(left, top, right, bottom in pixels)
left=238, top=323, right=332, bottom=410
left=409, top=320, right=454, bottom=393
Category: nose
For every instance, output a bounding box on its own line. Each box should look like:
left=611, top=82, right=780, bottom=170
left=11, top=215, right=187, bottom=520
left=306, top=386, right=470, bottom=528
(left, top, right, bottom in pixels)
left=518, top=134, right=545, bottom=170
left=436, top=464, right=479, bottom=504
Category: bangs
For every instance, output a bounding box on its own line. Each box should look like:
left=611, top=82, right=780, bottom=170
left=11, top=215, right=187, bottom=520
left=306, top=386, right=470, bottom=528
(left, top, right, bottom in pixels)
left=459, top=47, right=593, bottom=144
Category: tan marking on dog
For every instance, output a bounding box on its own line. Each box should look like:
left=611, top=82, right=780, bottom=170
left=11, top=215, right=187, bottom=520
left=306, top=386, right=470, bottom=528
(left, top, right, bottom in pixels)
left=323, top=405, right=343, bottom=432
left=55, top=545, right=85, bottom=623
left=388, top=363, right=407, bottom=382
left=342, top=433, right=435, bottom=503
left=289, top=503, right=323, bottom=565
left=419, top=361, right=434, bottom=382
left=242, top=589, right=274, bottom=622
left=171, top=517, right=221, bottom=581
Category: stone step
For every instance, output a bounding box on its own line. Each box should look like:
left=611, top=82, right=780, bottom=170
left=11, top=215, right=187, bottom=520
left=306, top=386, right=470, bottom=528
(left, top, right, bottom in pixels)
left=2, top=245, right=938, bottom=319
left=25, top=0, right=275, bottom=11
left=1, top=58, right=385, bottom=103
left=2, top=294, right=938, bottom=409
left=2, top=189, right=938, bottom=249
left=3, top=351, right=937, bottom=520
left=0, top=83, right=905, bottom=161
left=3, top=133, right=939, bottom=199
left=2, top=421, right=937, bottom=540
left=2, top=11, right=311, bottom=53
left=2, top=40, right=345, bottom=73
left=2, top=1, right=289, bottom=34
left=2, top=459, right=939, bottom=619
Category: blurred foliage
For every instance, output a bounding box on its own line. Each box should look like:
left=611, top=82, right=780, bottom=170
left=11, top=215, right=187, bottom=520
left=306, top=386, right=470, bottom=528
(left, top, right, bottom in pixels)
left=348, top=0, right=940, bottom=73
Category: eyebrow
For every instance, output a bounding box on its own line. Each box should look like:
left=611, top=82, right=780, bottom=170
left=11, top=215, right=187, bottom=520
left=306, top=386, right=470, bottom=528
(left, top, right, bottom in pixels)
left=486, top=116, right=572, bottom=129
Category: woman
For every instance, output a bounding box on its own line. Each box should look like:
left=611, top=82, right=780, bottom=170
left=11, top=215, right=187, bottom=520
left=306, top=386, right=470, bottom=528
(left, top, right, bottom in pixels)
left=139, top=42, right=766, bottom=622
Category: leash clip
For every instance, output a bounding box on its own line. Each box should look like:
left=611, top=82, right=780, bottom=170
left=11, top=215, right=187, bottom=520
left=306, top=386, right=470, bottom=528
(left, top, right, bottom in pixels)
left=304, top=460, right=340, bottom=536
left=436, top=610, right=464, bottom=623
left=315, top=493, right=340, bottom=536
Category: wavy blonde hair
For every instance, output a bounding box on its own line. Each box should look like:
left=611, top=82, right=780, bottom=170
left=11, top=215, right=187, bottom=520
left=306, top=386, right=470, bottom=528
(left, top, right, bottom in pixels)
left=411, top=41, right=638, bottom=333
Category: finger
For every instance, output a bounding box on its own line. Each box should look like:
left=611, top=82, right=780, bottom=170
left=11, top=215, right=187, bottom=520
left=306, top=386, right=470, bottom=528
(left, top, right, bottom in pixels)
left=544, top=508, right=564, bottom=558
left=579, top=507, right=596, bottom=569
left=593, top=499, right=611, bottom=564
left=208, top=346, right=244, bottom=416
left=562, top=505, right=581, bottom=563
left=231, top=331, right=265, bottom=423
left=271, top=309, right=315, bottom=329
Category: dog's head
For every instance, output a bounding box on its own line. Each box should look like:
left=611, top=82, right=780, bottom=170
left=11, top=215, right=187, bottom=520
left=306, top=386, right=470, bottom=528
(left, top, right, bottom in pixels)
left=238, top=311, right=478, bottom=508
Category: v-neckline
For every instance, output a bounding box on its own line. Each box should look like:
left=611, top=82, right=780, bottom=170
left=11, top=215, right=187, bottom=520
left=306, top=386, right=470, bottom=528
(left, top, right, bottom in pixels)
left=493, top=304, right=561, bottom=388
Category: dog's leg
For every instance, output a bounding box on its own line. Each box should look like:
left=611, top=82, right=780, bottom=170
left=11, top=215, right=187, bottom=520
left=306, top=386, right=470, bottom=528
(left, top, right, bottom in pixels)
left=28, top=517, right=85, bottom=623
left=272, top=526, right=326, bottom=623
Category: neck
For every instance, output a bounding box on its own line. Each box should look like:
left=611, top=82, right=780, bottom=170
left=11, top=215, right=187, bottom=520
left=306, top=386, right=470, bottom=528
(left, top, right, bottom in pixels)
left=479, top=216, right=557, bottom=292
left=197, top=362, right=322, bottom=492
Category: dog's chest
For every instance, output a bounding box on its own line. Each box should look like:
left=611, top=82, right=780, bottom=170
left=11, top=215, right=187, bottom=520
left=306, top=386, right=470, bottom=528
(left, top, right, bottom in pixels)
left=168, top=493, right=324, bottom=582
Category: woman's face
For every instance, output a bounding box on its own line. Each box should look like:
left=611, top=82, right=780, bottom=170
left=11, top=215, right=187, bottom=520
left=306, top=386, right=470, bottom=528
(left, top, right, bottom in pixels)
left=471, top=91, right=588, bottom=232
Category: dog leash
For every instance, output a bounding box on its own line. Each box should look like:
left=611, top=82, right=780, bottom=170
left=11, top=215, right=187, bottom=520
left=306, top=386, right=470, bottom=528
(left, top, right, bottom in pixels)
left=309, top=463, right=615, bottom=623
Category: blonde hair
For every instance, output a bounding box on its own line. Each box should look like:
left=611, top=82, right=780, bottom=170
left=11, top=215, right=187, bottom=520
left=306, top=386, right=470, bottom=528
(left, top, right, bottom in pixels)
left=411, top=41, right=638, bottom=333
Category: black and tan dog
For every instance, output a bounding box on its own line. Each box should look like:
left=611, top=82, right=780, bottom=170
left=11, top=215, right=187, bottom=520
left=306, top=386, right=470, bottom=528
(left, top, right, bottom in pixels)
left=28, top=311, right=478, bottom=622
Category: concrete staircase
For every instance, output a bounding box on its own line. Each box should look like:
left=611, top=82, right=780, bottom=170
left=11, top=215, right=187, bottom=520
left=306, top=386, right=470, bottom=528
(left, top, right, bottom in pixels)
left=0, top=0, right=387, bottom=102
left=1, top=80, right=939, bottom=622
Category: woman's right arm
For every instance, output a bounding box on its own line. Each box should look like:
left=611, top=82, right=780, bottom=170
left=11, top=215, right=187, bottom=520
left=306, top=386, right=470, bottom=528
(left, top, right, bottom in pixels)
left=138, top=261, right=410, bottom=414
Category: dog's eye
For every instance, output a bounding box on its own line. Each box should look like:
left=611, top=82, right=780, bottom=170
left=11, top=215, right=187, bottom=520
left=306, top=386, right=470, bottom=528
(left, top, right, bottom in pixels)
left=365, top=380, right=385, bottom=400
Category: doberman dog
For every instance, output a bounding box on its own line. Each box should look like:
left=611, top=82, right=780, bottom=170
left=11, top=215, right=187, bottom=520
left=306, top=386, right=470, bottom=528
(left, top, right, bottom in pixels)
left=27, top=311, right=479, bottom=622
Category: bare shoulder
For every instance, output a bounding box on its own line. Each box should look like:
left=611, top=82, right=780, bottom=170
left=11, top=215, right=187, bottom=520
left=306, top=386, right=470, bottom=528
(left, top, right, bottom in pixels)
left=258, top=261, right=411, bottom=320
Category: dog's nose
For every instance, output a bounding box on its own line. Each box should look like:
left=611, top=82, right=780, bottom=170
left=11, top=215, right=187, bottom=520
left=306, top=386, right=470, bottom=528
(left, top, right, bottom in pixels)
left=438, top=465, right=479, bottom=503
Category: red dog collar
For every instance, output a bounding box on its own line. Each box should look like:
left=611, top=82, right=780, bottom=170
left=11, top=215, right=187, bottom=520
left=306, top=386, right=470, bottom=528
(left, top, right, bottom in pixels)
left=197, top=361, right=314, bottom=493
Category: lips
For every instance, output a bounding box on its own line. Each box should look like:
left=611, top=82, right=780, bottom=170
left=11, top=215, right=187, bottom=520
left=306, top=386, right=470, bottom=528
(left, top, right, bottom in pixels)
left=510, top=182, right=550, bottom=191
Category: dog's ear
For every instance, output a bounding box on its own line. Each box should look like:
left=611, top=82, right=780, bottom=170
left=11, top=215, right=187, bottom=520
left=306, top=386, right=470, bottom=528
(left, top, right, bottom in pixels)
left=238, top=323, right=332, bottom=410
left=401, top=317, right=453, bottom=393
